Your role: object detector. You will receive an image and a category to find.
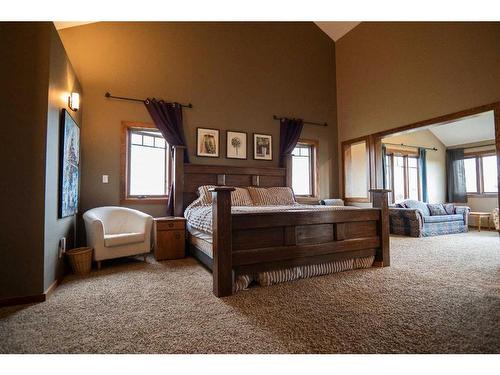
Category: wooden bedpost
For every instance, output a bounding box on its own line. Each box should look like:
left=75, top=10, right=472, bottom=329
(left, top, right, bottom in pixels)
left=370, top=189, right=391, bottom=267
left=172, top=145, right=186, bottom=217
left=209, top=186, right=235, bottom=297
left=284, top=154, right=292, bottom=187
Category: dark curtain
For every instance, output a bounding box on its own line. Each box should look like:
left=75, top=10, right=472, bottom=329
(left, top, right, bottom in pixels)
left=144, top=98, right=189, bottom=215
left=446, top=148, right=467, bottom=203
left=382, top=145, right=388, bottom=189
left=418, top=148, right=429, bottom=203
left=279, top=118, right=304, bottom=167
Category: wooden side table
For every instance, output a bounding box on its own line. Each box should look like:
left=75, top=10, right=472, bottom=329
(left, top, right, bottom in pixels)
left=469, top=212, right=491, bottom=232
left=154, top=217, right=186, bottom=260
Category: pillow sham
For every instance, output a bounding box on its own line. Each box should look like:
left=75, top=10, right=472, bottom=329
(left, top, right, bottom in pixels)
left=196, top=185, right=253, bottom=206
left=247, top=186, right=296, bottom=206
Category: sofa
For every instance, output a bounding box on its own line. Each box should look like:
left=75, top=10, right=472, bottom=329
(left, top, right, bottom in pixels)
left=389, top=200, right=470, bottom=237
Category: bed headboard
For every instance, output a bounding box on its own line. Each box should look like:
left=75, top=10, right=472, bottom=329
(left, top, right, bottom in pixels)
left=172, top=146, right=291, bottom=216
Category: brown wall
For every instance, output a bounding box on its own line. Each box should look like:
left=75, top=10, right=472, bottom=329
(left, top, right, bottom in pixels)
left=58, top=22, right=338, bottom=217
left=0, top=23, right=51, bottom=299
left=336, top=22, right=500, bottom=142
left=44, top=26, right=83, bottom=290
left=0, top=23, right=82, bottom=300
left=336, top=22, right=500, bottom=197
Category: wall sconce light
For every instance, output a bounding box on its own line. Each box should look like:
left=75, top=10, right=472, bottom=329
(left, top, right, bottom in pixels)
left=68, top=92, right=80, bottom=111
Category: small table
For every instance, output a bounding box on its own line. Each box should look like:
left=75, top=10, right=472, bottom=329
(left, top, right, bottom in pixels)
left=154, top=217, right=186, bottom=260
left=469, top=212, right=491, bottom=232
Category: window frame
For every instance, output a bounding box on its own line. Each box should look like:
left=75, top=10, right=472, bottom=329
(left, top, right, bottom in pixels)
left=464, top=150, right=498, bottom=197
left=120, top=121, right=170, bottom=204
left=292, top=138, right=319, bottom=200
left=385, top=152, right=421, bottom=204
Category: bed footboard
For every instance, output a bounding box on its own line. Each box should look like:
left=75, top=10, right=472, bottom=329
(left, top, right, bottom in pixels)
left=209, top=187, right=390, bottom=297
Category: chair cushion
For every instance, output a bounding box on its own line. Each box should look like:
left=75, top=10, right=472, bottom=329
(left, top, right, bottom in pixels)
left=403, top=200, right=431, bottom=216
left=423, top=214, right=464, bottom=223
left=427, top=204, right=447, bottom=216
left=104, top=232, right=145, bottom=247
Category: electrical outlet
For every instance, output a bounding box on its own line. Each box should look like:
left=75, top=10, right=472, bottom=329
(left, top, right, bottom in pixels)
left=58, top=237, right=66, bottom=259
left=102, top=175, right=109, bottom=184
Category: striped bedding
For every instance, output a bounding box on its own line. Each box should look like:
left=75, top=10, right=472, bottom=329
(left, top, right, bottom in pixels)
left=188, top=231, right=375, bottom=292
left=185, top=201, right=358, bottom=234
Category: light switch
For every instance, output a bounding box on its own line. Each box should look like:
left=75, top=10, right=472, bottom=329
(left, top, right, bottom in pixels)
left=102, top=175, right=109, bottom=184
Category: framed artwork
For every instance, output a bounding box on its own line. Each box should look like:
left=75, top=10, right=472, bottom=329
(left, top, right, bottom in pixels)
left=197, top=128, right=220, bottom=157
left=226, top=130, right=247, bottom=159
left=59, top=109, right=80, bottom=218
left=253, top=133, right=273, bottom=160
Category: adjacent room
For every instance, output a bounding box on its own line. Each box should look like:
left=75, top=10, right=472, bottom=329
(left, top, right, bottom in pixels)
left=381, top=110, right=498, bottom=236
left=0, top=20, right=499, bottom=356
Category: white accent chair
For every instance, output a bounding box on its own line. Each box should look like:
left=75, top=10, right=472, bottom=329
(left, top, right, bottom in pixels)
left=83, top=206, right=154, bottom=269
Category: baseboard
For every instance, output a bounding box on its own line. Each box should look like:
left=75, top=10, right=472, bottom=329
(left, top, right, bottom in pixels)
left=0, top=293, right=46, bottom=307
left=0, top=277, right=62, bottom=308
left=45, top=279, right=59, bottom=298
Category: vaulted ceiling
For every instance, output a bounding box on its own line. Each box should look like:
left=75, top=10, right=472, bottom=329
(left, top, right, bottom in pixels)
left=314, top=22, right=360, bottom=41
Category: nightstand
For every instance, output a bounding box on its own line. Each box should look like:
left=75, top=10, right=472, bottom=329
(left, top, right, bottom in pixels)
left=154, top=217, right=186, bottom=260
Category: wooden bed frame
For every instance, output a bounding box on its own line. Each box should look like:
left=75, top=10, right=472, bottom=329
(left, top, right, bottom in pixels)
left=171, top=146, right=390, bottom=297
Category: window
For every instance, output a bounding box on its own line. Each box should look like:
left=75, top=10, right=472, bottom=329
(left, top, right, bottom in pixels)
left=464, top=153, right=498, bottom=195
left=385, top=152, right=420, bottom=203
left=292, top=139, right=318, bottom=197
left=121, top=122, right=170, bottom=203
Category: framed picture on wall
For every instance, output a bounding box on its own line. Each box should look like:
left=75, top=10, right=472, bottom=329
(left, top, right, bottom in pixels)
left=226, top=130, right=247, bottom=159
left=59, top=109, right=81, bottom=218
left=196, top=127, right=220, bottom=158
left=253, top=133, right=273, bottom=160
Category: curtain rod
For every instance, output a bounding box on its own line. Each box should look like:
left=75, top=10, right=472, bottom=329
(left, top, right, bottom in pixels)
left=383, top=142, right=438, bottom=151
left=104, top=92, right=193, bottom=108
left=273, top=115, right=327, bottom=127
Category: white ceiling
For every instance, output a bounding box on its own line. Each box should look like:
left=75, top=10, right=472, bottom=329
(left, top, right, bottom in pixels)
left=53, top=22, right=95, bottom=30
left=429, top=110, right=495, bottom=147
left=315, top=22, right=360, bottom=41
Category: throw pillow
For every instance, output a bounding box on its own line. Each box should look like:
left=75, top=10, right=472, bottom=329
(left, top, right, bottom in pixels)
left=427, top=203, right=447, bottom=216
left=443, top=203, right=456, bottom=215
left=404, top=200, right=431, bottom=216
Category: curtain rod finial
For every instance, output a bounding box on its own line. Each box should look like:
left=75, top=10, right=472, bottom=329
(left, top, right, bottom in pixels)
left=105, top=92, right=111, bottom=98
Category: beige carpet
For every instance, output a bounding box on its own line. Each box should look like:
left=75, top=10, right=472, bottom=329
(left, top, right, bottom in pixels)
left=1, top=232, right=499, bottom=353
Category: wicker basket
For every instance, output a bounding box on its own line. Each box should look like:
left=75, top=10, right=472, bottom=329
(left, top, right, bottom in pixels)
left=66, top=247, right=93, bottom=275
